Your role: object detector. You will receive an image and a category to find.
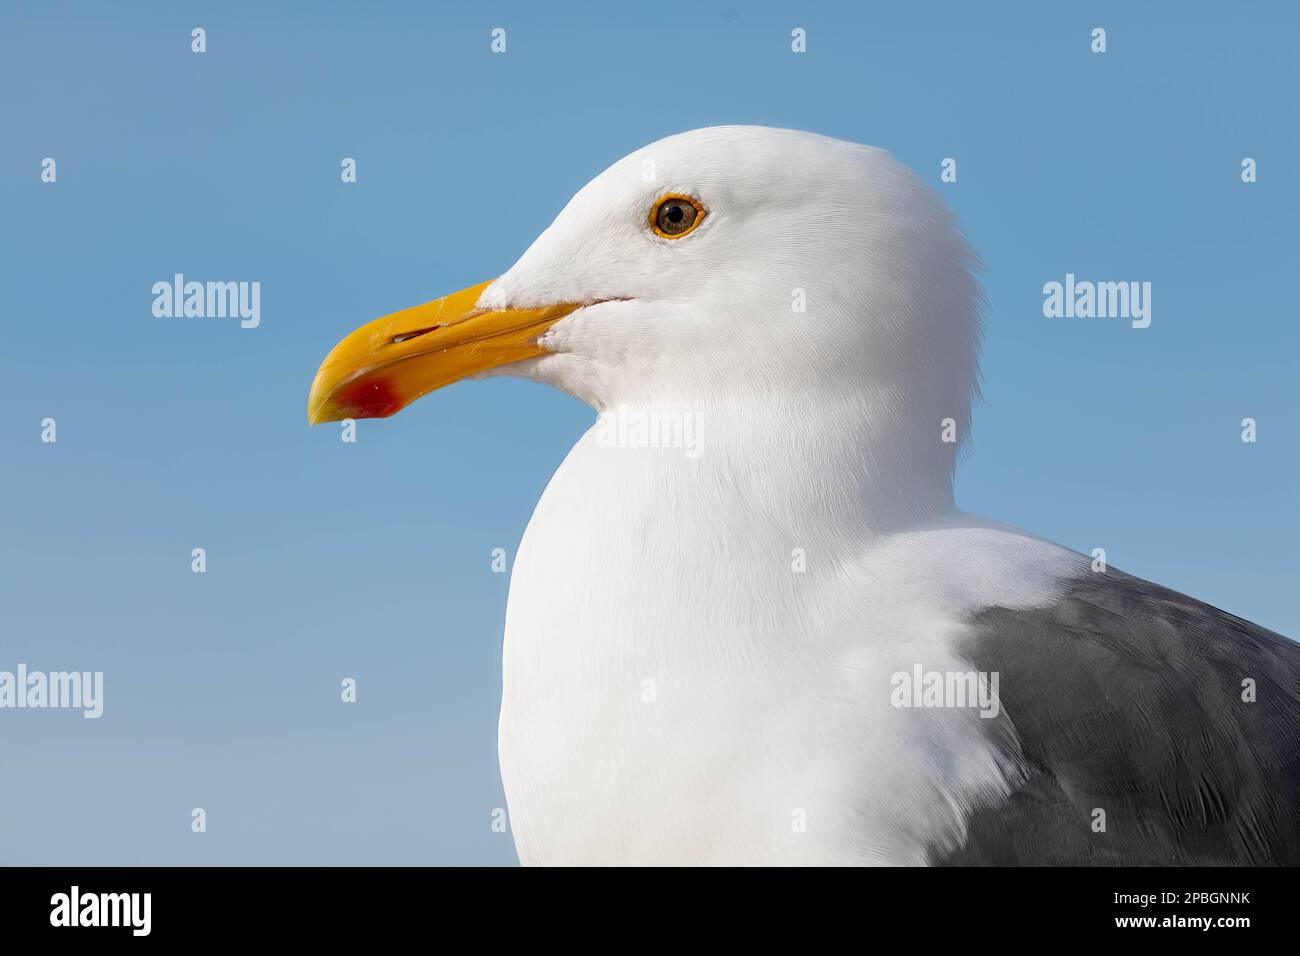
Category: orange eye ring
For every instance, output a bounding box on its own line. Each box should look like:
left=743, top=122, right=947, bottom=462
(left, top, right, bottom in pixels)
left=649, top=194, right=706, bottom=239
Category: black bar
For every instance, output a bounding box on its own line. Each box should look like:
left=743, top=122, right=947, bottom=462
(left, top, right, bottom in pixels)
left=0, top=866, right=1286, bottom=942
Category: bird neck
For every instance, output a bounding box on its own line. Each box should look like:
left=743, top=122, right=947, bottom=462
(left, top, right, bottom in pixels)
left=584, top=390, right=959, bottom=544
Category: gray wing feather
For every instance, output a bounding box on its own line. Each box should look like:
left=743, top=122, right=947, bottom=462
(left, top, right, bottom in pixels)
left=933, top=568, right=1300, bottom=865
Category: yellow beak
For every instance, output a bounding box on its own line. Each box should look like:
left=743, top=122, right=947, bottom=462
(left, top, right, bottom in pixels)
left=307, top=280, right=583, bottom=424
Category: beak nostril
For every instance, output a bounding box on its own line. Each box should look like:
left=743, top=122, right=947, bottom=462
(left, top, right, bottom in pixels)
left=391, top=326, right=442, bottom=344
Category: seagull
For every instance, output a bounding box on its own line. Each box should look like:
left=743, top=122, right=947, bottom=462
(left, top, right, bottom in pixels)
left=307, top=126, right=1300, bottom=866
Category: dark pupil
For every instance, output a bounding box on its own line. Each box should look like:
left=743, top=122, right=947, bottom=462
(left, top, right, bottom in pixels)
left=659, top=200, right=695, bottom=234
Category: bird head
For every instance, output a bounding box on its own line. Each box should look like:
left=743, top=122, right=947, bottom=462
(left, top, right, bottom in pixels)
left=308, top=126, right=980, bottom=441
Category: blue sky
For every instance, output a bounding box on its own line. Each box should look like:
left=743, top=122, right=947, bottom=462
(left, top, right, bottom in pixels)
left=1, top=0, right=1295, bottom=864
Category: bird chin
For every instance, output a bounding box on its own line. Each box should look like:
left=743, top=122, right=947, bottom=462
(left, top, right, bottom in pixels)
left=479, top=351, right=615, bottom=410
left=466, top=358, right=544, bottom=383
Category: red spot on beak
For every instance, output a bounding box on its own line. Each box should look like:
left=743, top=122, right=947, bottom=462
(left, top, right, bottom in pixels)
left=334, top=376, right=405, bottom=419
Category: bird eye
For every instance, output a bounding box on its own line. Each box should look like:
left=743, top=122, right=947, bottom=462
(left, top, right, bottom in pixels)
left=649, top=194, right=705, bottom=239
